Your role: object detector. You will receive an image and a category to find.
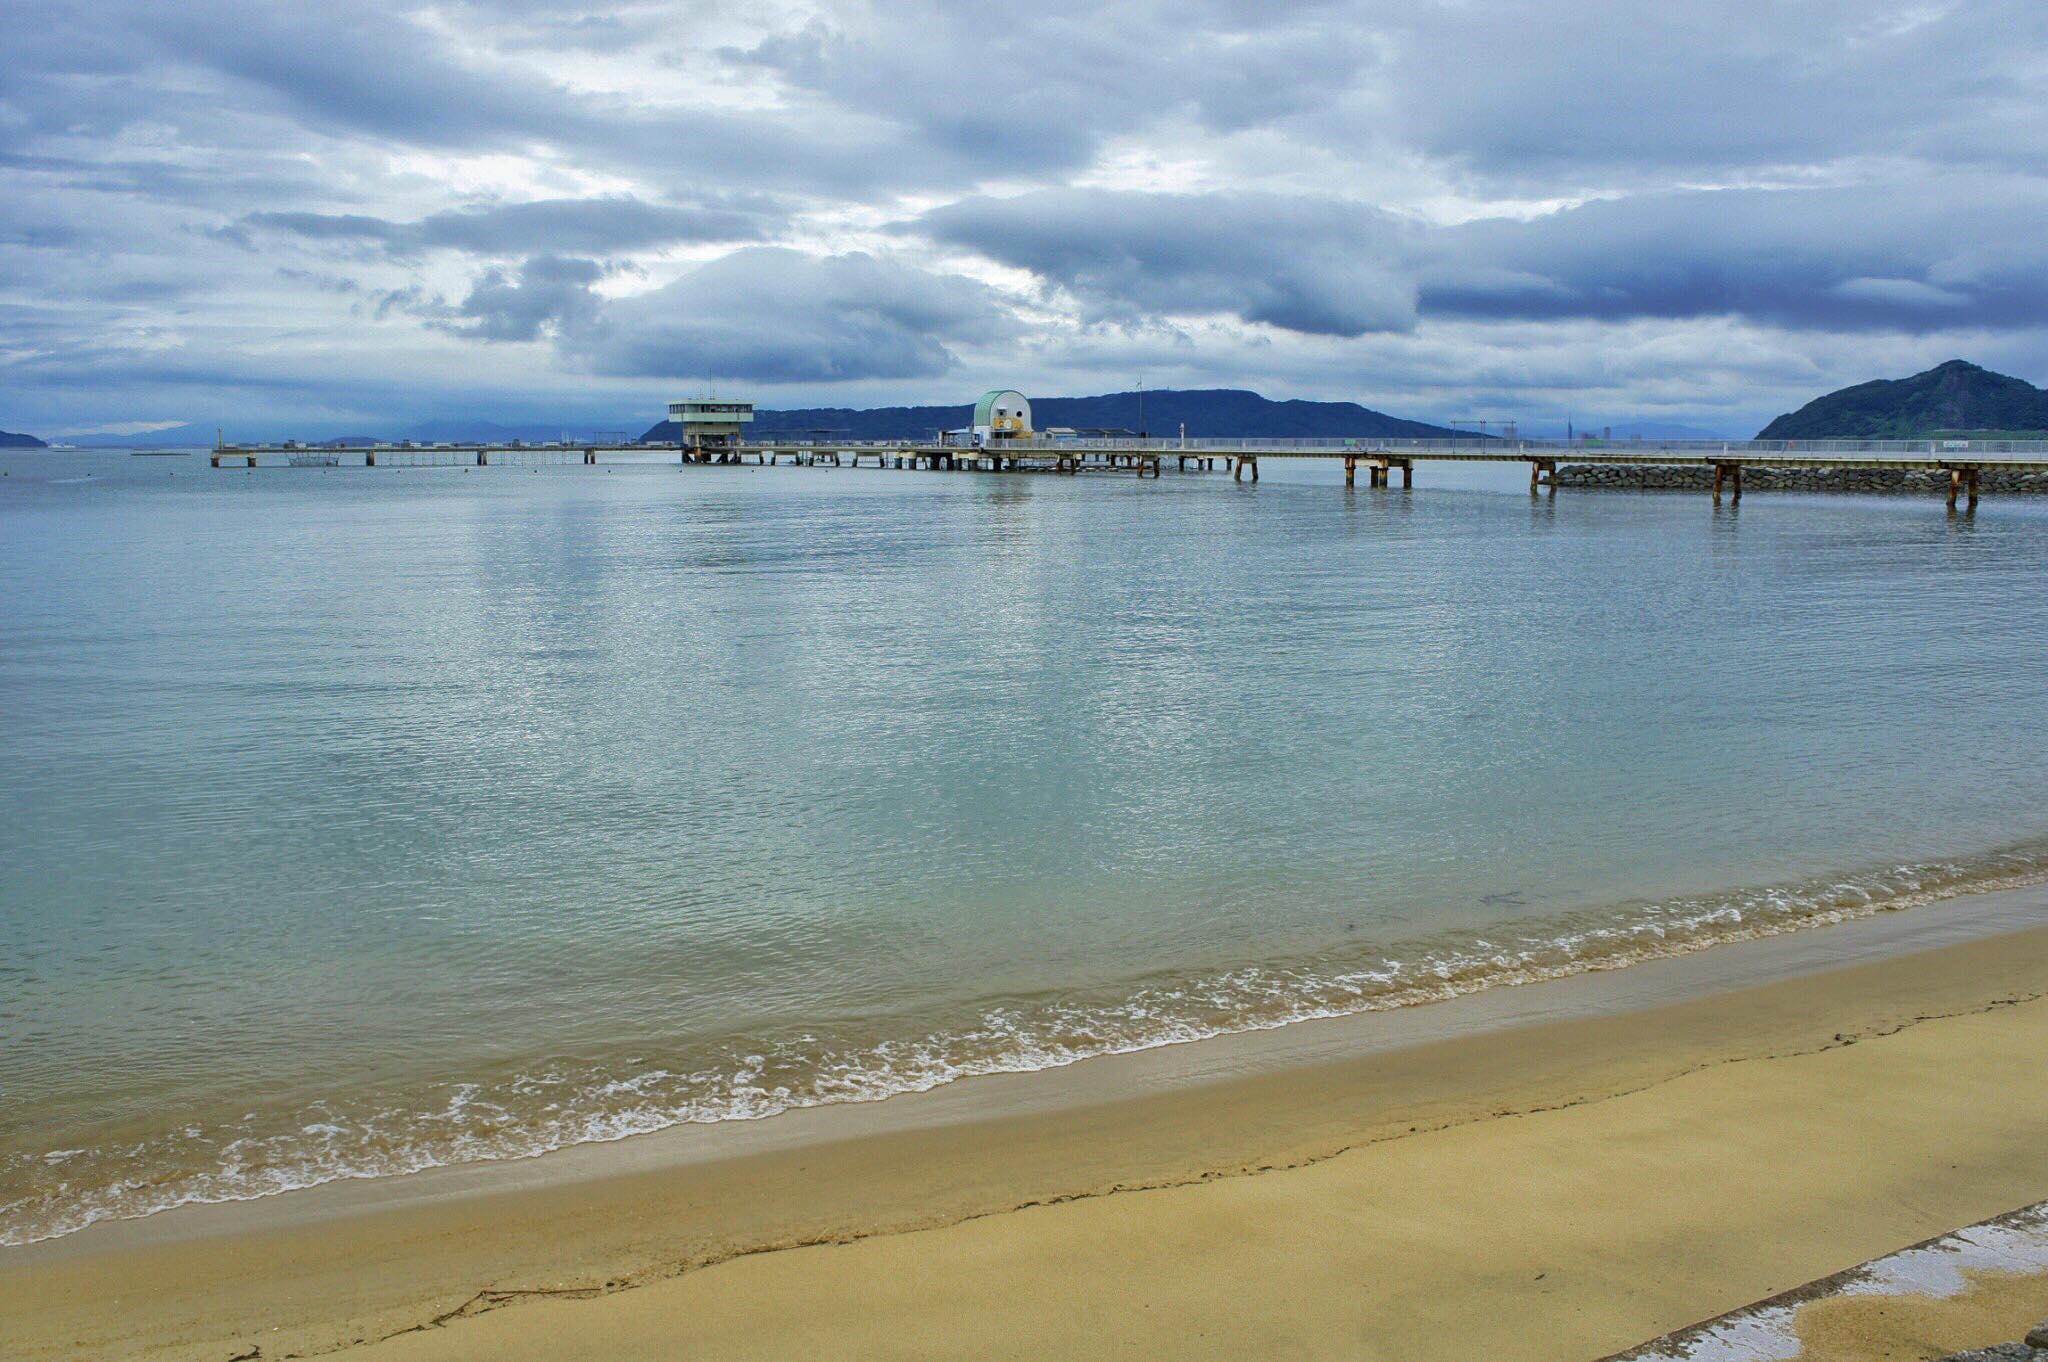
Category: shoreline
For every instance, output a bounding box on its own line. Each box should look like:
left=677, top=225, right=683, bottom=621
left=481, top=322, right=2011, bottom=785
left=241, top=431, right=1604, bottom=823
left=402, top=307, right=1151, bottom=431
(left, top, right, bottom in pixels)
left=7, top=881, right=2048, bottom=1359
left=18, top=873, right=2048, bottom=1260
left=13, top=849, right=2047, bottom=1256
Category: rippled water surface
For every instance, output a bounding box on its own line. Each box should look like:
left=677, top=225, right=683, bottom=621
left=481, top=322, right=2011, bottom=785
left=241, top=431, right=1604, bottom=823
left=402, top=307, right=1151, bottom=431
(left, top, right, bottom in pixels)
left=5, top=448, right=2048, bottom=1244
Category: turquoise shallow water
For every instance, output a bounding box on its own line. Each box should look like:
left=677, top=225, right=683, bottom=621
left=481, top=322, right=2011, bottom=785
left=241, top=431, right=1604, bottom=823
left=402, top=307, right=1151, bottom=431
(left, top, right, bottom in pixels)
left=5, top=448, right=2048, bottom=1245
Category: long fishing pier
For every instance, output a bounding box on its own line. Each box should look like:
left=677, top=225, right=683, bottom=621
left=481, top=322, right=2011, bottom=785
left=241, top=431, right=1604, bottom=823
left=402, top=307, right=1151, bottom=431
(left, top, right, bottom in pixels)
left=212, top=437, right=2048, bottom=508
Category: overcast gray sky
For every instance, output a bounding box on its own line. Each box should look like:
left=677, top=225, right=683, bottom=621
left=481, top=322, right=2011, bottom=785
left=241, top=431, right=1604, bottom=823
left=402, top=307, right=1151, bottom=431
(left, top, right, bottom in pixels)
left=4, top=0, right=2044, bottom=436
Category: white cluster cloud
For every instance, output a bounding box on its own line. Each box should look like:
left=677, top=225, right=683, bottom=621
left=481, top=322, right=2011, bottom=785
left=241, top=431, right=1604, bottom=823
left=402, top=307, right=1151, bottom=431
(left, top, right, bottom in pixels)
left=2, top=0, right=2047, bottom=435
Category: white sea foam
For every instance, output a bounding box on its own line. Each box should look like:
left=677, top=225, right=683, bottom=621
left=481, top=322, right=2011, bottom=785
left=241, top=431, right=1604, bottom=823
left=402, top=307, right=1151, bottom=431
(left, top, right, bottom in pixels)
left=5, top=848, right=2047, bottom=1249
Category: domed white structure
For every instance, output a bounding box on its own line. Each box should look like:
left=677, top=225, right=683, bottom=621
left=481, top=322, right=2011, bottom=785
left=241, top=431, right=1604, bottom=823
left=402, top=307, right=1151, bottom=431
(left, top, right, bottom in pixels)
left=971, top=390, right=1031, bottom=441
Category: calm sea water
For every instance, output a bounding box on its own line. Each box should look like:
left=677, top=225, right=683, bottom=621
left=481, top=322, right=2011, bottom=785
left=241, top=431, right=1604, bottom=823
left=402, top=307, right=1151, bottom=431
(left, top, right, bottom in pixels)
left=5, top=448, right=2048, bottom=1245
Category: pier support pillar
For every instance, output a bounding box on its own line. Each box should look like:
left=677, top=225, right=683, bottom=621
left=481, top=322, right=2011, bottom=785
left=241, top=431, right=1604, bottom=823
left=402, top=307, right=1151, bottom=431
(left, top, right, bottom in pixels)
left=1233, top=456, right=1259, bottom=483
left=1345, top=456, right=1357, bottom=487
left=584, top=448, right=596, bottom=465
left=1400, top=461, right=1413, bottom=488
left=1948, top=467, right=1980, bottom=509
left=366, top=451, right=376, bottom=468
left=1530, top=459, right=1554, bottom=493
left=477, top=450, right=488, bottom=467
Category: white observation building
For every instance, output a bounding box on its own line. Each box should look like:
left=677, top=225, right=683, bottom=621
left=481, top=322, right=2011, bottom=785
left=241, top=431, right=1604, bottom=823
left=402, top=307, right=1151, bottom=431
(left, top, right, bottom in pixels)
left=667, top=399, right=754, bottom=449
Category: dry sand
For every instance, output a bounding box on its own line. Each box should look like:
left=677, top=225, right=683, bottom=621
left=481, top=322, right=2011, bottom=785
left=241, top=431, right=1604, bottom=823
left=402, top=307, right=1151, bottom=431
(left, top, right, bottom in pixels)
left=6, top=890, right=2048, bottom=1361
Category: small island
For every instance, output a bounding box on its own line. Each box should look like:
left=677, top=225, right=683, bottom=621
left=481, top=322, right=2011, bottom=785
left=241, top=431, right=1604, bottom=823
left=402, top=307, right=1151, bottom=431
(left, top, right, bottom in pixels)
left=1758, top=359, right=2048, bottom=439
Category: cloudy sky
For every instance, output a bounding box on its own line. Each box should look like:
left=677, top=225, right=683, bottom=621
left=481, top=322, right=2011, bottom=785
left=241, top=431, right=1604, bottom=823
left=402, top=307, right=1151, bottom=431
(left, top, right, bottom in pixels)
left=4, top=0, right=2045, bottom=438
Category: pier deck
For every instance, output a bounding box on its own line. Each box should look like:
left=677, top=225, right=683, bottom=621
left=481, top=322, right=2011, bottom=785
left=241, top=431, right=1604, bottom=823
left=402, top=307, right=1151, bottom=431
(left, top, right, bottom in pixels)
left=212, top=436, right=2048, bottom=507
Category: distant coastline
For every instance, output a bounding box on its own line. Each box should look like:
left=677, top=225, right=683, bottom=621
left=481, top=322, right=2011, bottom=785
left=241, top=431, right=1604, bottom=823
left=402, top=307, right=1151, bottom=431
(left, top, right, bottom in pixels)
left=44, top=360, right=2048, bottom=452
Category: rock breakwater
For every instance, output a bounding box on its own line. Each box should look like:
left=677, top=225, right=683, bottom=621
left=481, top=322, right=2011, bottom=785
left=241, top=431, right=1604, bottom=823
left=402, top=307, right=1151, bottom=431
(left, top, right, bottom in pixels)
left=1555, top=464, right=2048, bottom=494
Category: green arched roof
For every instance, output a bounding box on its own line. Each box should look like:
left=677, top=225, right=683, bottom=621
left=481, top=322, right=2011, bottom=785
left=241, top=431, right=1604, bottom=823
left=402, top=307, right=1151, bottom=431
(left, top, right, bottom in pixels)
left=973, top=390, right=1029, bottom=426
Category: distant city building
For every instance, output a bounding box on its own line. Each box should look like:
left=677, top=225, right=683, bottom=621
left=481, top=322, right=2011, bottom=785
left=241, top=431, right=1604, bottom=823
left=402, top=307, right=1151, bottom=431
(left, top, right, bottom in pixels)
left=667, top=399, right=754, bottom=449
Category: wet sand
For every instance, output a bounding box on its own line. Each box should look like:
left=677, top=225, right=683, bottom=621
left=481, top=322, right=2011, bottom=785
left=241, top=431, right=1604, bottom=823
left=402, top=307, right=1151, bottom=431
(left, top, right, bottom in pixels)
left=6, top=886, right=2048, bottom=1361
left=1790, top=1268, right=2048, bottom=1361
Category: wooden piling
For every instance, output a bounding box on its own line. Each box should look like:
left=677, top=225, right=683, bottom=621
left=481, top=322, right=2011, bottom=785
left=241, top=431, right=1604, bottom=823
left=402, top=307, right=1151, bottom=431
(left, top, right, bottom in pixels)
left=1345, top=455, right=1357, bottom=487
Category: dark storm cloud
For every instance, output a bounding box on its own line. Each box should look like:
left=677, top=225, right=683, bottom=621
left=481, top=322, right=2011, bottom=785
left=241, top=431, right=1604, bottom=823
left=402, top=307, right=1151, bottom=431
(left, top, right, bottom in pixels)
left=720, top=4, right=1383, bottom=178
left=573, top=248, right=1010, bottom=382
left=236, top=197, right=765, bottom=259
left=911, top=190, right=1418, bottom=337
left=1421, top=185, right=2048, bottom=331
left=134, top=3, right=589, bottom=150
left=1371, top=0, right=2048, bottom=182
left=909, top=180, right=2048, bottom=336
left=442, top=255, right=607, bottom=342
left=2, top=1, right=998, bottom=197
left=10, top=0, right=2045, bottom=201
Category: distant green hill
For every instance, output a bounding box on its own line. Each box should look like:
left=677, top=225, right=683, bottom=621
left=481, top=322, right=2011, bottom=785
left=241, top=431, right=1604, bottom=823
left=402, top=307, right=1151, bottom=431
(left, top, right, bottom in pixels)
left=1, top=429, right=47, bottom=448
left=641, top=389, right=1469, bottom=444
left=1758, top=361, right=2048, bottom=439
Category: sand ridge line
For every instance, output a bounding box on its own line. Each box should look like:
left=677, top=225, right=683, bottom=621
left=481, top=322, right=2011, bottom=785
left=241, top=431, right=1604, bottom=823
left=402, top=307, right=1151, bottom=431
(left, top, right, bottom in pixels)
left=316, top=984, right=2047, bottom=1359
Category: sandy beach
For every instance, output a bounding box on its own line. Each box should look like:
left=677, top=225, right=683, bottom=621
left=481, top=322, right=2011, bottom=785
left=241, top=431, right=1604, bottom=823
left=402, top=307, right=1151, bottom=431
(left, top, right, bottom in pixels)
left=6, top=885, right=2048, bottom=1361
